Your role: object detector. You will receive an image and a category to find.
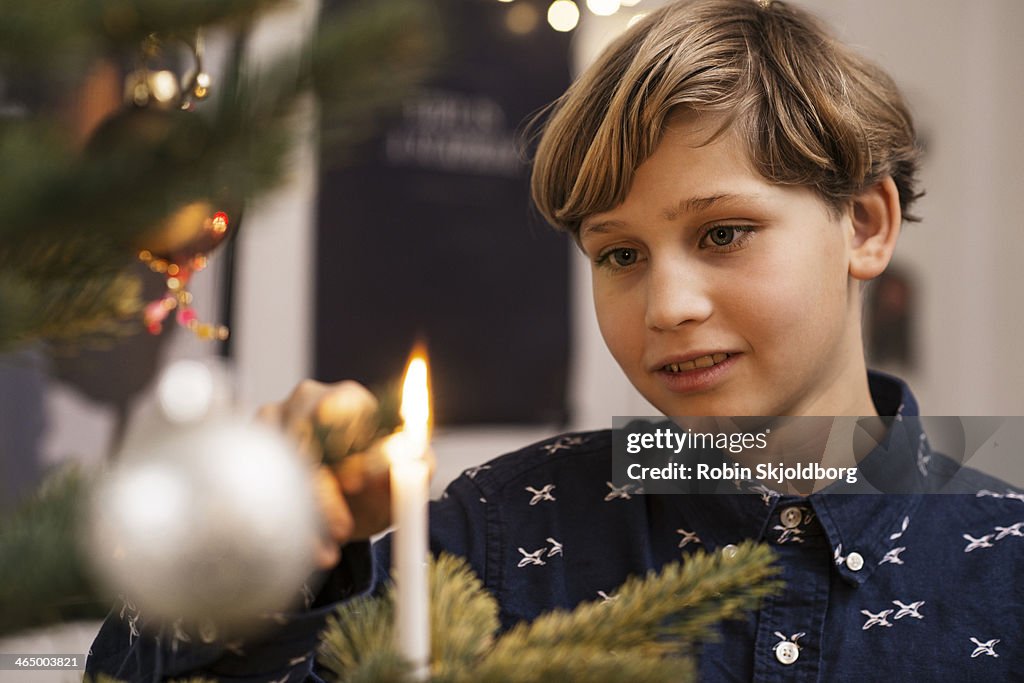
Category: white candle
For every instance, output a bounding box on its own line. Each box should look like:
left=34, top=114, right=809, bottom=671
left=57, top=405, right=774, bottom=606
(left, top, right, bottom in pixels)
left=387, top=351, right=432, bottom=679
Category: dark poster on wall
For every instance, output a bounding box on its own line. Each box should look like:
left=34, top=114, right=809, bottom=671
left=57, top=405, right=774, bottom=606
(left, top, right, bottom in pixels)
left=315, top=0, right=573, bottom=425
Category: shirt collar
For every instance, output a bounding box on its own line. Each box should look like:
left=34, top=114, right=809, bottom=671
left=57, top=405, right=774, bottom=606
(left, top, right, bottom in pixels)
left=666, top=371, right=928, bottom=587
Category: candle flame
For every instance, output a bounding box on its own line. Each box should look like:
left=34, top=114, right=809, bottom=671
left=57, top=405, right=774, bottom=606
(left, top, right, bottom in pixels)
left=398, top=344, right=431, bottom=455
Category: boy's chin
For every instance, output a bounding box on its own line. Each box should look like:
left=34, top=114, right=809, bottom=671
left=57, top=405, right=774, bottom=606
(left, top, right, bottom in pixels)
left=649, top=393, right=752, bottom=418
left=645, top=384, right=782, bottom=418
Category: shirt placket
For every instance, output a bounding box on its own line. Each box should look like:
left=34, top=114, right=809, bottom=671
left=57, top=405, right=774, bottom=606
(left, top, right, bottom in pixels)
left=752, top=500, right=830, bottom=682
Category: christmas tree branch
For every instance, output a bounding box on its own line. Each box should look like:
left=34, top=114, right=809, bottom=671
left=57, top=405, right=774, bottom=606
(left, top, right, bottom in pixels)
left=469, top=542, right=780, bottom=679
left=0, top=467, right=109, bottom=636
left=490, top=541, right=781, bottom=659
left=319, top=545, right=781, bottom=683
left=0, top=0, right=438, bottom=350
left=0, top=0, right=287, bottom=73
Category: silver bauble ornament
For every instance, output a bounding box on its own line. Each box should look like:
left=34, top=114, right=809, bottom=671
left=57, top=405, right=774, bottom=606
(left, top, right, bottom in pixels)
left=88, top=419, right=319, bottom=630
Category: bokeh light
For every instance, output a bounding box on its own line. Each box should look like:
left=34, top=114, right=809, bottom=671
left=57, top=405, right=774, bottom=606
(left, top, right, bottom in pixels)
left=586, top=0, right=620, bottom=16
left=548, top=0, right=581, bottom=31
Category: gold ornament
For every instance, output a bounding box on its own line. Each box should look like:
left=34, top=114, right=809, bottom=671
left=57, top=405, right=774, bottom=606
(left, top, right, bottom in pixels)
left=137, top=207, right=233, bottom=341
left=127, top=31, right=209, bottom=110
left=135, top=201, right=235, bottom=264
left=86, top=41, right=235, bottom=342
left=136, top=200, right=214, bottom=259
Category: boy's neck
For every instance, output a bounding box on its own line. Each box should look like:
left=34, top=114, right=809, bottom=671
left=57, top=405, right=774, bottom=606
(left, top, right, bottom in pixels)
left=799, top=325, right=880, bottom=418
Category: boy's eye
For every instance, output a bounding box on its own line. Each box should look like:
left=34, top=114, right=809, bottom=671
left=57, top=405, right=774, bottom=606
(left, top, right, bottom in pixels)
left=699, top=225, right=754, bottom=250
left=708, top=227, right=737, bottom=246
left=599, top=247, right=639, bottom=268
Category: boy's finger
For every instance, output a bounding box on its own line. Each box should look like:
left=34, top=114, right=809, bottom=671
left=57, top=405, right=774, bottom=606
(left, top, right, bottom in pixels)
left=312, top=538, right=341, bottom=571
left=316, top=382, right=381, bottom=459
left=314, top=466, right=355, bottom=543
left=254, top=403, right=283, bottom=427
left=335, top=451, right=391, bottom=496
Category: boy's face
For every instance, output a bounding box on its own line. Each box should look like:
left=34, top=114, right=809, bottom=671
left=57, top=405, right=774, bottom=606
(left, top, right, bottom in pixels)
left=579, top=116, right=871, bottom=417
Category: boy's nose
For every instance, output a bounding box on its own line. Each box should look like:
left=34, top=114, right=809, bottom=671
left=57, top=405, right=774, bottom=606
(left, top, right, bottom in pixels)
left=644, top=262, right=713, bottom=331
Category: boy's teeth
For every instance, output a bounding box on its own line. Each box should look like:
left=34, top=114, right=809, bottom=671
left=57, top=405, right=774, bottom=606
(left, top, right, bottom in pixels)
left=665, top=353, right=729, bottom=373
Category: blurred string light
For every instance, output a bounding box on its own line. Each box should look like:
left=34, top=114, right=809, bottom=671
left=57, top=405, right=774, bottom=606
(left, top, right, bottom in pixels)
left=507, top=1, right=540, bottom=33
left=547, top=0, right=581, bottom=31
left=157, top=359, right=214, bottom=423
left=586, top=0, right=620, bottom=16
left=627, top=11, right=648, bottom=27
left=506, top=0, right=645, bottom=34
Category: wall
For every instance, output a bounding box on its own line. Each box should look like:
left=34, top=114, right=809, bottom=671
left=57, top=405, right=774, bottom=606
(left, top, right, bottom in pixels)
left=568, top=0, right=1024, bottom=423
left=229, top=0, right=1024, bottom=489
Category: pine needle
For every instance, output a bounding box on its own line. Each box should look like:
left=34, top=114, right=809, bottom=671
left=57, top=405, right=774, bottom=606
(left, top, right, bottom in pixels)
left=319, top=546, right=780, bottom=683
left=319, top=590, right=408, bottom=683
left=429, top=553, right=499, bottom=677
left=0, top=1, right=439, bottom=350
left=0, top=466, right=109, bottom=636
left=491, top=541, right=781, bottom=660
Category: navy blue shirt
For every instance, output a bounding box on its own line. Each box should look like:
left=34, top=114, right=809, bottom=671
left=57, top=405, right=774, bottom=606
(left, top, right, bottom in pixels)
left=88, top=374, right=1024, bottom=681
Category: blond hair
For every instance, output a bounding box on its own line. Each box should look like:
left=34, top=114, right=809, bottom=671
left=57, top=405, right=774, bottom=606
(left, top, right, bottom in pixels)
left=531, top=0, right=923, bottom=236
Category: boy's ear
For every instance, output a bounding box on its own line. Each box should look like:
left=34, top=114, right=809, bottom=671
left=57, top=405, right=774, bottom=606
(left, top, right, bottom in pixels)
left=848, top=176, right=902, bottom=281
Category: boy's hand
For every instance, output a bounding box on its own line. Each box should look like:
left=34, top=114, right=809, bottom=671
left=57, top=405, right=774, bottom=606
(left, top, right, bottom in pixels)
left=256, top=380, right=394, bottom=570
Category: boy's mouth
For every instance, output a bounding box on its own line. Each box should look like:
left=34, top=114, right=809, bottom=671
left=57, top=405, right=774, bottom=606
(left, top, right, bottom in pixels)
left=662, top=353, right=733, bottom=373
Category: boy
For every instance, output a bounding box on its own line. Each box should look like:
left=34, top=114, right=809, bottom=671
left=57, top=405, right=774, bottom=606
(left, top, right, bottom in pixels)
left=88, top=0, right=1023, bottom=680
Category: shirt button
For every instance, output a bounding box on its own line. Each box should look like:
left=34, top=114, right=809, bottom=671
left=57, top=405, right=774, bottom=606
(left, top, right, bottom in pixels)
left=775, top=641, right=800, bottom=665
left=723, top=544, right=738, bottom=558
left=780, top=506, right=803, bottom=529
left=846, top=551, right=865, bottom=571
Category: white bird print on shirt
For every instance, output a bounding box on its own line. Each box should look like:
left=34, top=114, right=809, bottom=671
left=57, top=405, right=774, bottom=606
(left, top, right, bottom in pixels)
left=676, top=528, right=701, bottom=548
left=916, top=433, right=931, bottom=476
left=517, top=547, right=547, bottom=567
left=1004, top=491, right=1024, bottom=503
left=834, top=544, right=846, bottom=566
left=893, top=600, right=925, bottom=620
left=748, top=484, right=779, bottom=506
left=970, top=638, right=999, bottom=658
left=464, top=464, right=491, bottom=479
left=542, top=436, right=585, bottom=454
left=889, top=516, right=910, bottom=540
left=526, top=484, right=556, bottom=505
left=546, top=537, right=563, bottom=557
left=994, top=522, right=1024, bottom=540
left=860, top=609, right=894, bottom=630
left=773, top=631, right=805, bottom=645
left=963, top=534, right=994, bottom=552
left=773, top=525, right=805, bottom=544
left=880, top=546, right=906, bottom=565
left=597, top=590, right=617, bottom=603
left=976, top=490, right=1004, bottom=499
left=605, top=482, right=638, bottom=501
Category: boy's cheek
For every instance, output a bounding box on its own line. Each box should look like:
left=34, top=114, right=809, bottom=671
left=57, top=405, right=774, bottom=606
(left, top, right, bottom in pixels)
left=594, top=300, right=640, bottom=363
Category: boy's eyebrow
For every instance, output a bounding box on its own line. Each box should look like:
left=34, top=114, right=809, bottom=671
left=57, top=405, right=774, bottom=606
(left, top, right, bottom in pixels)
left=662, top=193, right=763, bottom=220
left=581, top=193, right=766, bottom=237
